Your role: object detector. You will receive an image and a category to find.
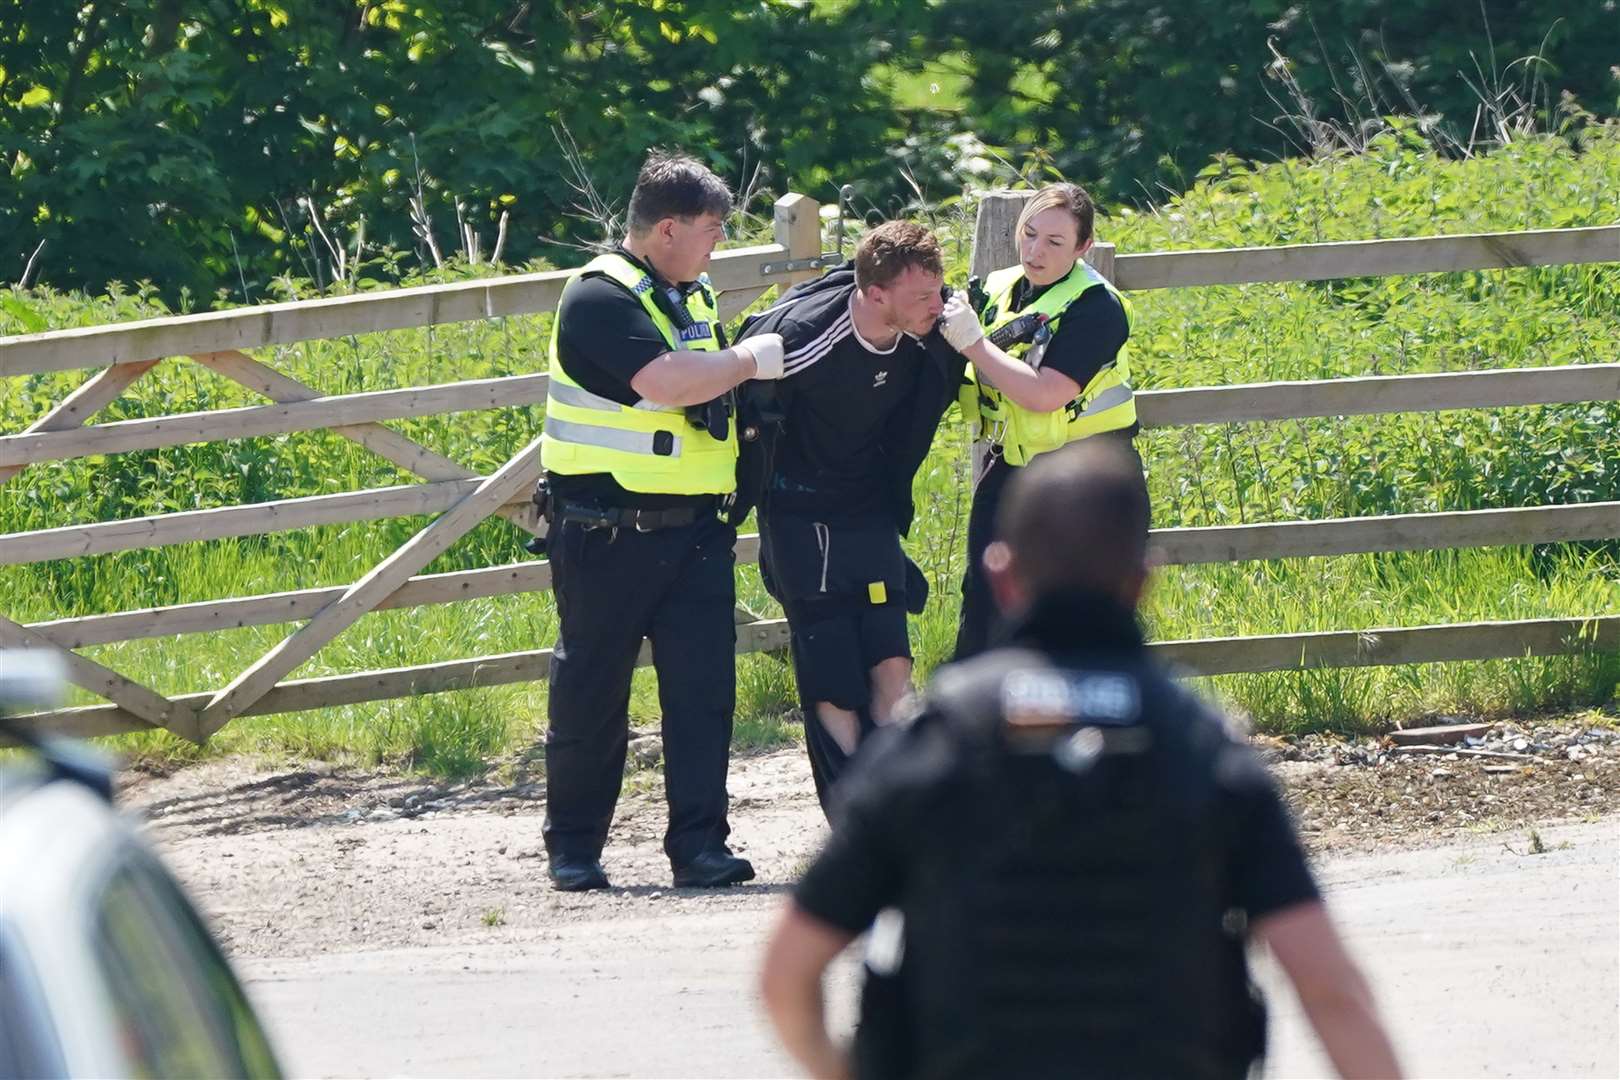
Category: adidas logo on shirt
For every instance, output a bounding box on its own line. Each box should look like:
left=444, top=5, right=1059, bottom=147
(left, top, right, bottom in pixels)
left=873, top=371, right=889, bottom=388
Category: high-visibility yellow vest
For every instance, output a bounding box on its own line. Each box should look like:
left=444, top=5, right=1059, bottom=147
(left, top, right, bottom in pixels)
left=960, top=260, right=1136, bottom=466
left=541, top=252, right=738, bottom=495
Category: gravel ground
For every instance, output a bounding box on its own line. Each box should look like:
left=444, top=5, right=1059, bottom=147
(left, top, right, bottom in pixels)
left=119, top=710, right=1619, bottom=959
left=1254, top=713, right=1619, bottom=855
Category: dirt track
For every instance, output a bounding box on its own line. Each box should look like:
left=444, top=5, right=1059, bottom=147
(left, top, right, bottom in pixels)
left=229, top=818, right=1618, bottom=1079
left=126, top=724, right=1620, bottom=1077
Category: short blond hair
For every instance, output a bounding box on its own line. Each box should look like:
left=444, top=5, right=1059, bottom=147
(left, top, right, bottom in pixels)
left=1015, top=183, right=1095, bottom=248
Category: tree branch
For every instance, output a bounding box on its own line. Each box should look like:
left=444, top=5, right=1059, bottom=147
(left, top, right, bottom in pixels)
left=57, top=0, right=110, bottom=129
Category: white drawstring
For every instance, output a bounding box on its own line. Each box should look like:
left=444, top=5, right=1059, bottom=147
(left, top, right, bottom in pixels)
left=813, top=522, right=831, bottom=593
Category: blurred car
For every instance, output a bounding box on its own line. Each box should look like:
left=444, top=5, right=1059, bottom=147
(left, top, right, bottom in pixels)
left=1, top=653, right=281, bottom=1078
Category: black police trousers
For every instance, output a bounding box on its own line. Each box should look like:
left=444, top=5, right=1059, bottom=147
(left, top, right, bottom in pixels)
left=954, top=435, right=1145, bottom=661
left=542, top=512, right=738, bottom=867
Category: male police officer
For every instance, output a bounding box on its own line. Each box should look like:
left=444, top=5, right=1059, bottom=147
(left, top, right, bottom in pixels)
left=539, top=151, right=786, bottom=892
left=736, top=222, right=965, bottom=815
left=760, top=440, right=1402, bottom=1079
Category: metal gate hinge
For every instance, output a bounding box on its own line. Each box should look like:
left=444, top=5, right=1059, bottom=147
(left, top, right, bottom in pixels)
left=759, top=253, right=843, bottom=277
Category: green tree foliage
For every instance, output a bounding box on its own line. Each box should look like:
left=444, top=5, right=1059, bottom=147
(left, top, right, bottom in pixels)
left=0, top=1, right=1615, bottom=304
left=0, top=0, right=901, bottom=303
left=912, top=0, right=1619, bottom=198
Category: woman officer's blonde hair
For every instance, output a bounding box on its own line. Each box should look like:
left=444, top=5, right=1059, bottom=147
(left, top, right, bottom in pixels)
left=1014, top=183, right=1096, bottom=249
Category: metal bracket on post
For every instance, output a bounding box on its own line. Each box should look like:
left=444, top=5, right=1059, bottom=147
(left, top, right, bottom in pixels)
left=758, top=253, right=844, bottom=277
left=761, top=184, right=858, bottom=279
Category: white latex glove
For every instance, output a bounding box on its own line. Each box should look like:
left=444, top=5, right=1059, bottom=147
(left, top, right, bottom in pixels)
left=741, top=332, right=785, bottom=380
left=938, top=292, right=985, bottom=351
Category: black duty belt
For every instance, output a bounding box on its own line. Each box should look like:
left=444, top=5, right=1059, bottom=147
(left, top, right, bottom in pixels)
left=553, top=497, right=716, bottom=532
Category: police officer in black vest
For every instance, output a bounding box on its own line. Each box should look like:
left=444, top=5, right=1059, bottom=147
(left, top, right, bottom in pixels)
left=761, top=439, right=1402, bottom=1079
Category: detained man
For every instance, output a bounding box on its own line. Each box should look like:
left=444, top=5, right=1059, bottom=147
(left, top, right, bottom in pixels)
left=736, top=222, right=966, bottom=814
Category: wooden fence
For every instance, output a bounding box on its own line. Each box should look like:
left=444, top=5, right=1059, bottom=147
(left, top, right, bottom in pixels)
left=2, top=191, right=1616, bottom=742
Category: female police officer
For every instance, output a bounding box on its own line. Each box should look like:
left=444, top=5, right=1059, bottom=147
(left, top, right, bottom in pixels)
left=936, top=182, right=1145, bottom=659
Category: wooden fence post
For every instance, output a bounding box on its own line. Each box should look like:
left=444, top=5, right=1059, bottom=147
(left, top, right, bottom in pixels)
left=773, top=193, right=823, bottom=286
left=1086, top=241, right=1117, bottom=281
left=969, top=190, right=1032, bottom=279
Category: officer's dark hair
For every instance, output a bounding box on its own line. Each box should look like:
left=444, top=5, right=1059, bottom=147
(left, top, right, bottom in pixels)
left=1016, top=182, right=1096, bottom=248
left=626, top=151, right=733, bottom=235
left=854, top=220, right=944, bottom=291
left=996, top=439, right=1149, bottom=596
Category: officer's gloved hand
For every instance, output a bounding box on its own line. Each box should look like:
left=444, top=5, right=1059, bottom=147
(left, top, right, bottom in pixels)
left=938, top=292, right=984, bottom=352
left=740, top=333, right=786, bottom=380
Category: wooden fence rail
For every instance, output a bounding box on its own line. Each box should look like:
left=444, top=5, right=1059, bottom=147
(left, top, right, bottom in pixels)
left=6, top=360, right=1617, bottom=469
left=1155, top=615, right=1620, bottom=677
left=0, top=480, right=536, bottom=566
left=0, top=373, right=553, bottom=467
left=18, top=614, right=1617, bottom=740
left=0, top=241, right=791, bottom=378
left=4, top=222, right=1614, bottom=378
left=14, top=504, right=1618, bottom=649
left=1111, top=225, right=1619, bottom=291
left=1155, top=502, right=1620, bottom=565
left=3, top=191, right=1616, bottom=742
left=1135, top=363, right=1620, bottom=428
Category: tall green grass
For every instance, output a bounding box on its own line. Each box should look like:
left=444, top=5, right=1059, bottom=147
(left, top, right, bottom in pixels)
left=2, top=128, right=1616, bottom=773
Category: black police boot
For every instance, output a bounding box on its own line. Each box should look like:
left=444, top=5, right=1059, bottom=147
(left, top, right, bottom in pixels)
left=548, top=855, right=609, bottom=892
left=671, top=849, right=756, bottom=888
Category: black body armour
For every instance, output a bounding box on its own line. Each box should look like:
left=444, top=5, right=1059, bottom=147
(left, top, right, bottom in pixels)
left=858, top=647, right=1267, bottom=1080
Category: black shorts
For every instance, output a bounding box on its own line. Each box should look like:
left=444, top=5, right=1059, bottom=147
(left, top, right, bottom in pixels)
left=760, top=513, right=912, bottom=709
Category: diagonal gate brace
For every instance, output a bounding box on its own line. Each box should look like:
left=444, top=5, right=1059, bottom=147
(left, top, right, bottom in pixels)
left=0, top=359, right=161, bottom=488
left=193, top=350, right=543, bottom=537
left=197, top=433, right=545, bottom=738
left=0, top=613, right=199, bottom=742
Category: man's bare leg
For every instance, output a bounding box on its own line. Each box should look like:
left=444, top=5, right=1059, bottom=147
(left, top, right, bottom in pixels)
left=812, top=701, right=860, bottom=755
left=870, top=656, right=914, bottom=725
left=812, top=655, right=911, bottom=757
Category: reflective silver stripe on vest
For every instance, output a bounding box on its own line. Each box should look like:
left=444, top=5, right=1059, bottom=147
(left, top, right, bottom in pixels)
left=632, top=398, right=684, bottom=414
left=543, top=417, right=682, bottom=457
left=549, top=380, right=682, bottom=416
left=1076, top=382, right=1134, bottom=417
left=548, top=381, right=624, bottom=412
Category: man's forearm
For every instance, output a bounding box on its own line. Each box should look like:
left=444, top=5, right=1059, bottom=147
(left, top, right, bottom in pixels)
left=764, top=985, right=849, bottom=1080
left=1258, top=901, right=1403, bottom=1079
left=761, top=904, right=856, bottom=1080
left=1299, top=973, right=1403, bottom=1079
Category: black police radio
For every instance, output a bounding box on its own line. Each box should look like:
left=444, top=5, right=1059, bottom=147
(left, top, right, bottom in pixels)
left=651, top=281, right=732, bottom=442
